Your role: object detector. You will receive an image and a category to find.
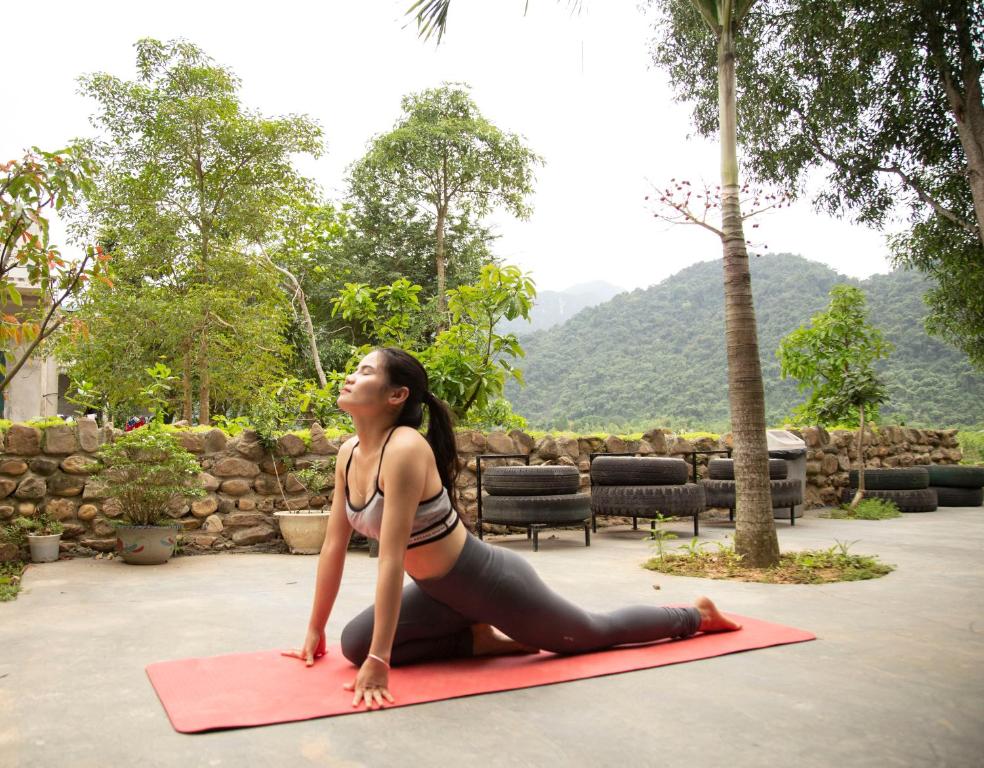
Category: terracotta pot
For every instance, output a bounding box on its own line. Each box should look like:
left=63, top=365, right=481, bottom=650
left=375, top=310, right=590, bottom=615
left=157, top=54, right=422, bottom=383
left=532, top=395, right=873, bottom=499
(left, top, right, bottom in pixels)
left=274, top=510, right=330, bottom=554
left=115, top=524, right=180, bottom=565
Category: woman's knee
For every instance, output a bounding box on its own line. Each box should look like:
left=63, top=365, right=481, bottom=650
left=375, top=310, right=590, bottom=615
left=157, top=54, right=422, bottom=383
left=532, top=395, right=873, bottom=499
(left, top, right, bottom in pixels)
left=340, top=615, right=372, bottom=665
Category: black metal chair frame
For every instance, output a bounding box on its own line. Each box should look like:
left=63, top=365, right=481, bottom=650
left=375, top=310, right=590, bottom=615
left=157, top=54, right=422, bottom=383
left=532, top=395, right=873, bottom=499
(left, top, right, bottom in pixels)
left=476, top=453, right=591, bottom=552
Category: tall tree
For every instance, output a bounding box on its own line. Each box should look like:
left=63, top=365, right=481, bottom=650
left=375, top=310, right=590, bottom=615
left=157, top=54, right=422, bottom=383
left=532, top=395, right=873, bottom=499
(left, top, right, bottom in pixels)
left=408, top=0, right=781, bottom=566
left=76, top=38, right=322, bottom=423
left=348, top=83, right=541, bottom=323
left=652, top=0, right=984, bottom=367
left=778, top=285, right=891, bottom=506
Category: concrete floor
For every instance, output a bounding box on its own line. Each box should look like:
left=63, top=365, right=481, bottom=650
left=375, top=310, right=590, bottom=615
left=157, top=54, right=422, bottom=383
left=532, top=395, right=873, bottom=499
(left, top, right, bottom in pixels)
left=2, top=507, right=982, bottom=768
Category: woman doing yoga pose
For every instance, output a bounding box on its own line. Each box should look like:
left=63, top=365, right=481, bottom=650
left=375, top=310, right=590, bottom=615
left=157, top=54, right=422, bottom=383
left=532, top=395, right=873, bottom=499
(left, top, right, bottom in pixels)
left=284, top=348, right=740, bottom=708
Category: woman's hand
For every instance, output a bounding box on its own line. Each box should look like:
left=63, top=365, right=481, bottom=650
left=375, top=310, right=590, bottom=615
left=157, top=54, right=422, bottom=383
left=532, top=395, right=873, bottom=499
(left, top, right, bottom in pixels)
left=343, top=655, right=395, bottom=709
left=281, top=626, right=326, bottom=666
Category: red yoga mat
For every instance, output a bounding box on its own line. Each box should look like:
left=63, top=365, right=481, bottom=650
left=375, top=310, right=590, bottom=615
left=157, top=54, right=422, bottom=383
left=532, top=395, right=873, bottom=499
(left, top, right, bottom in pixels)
left=147, top=614, right=814, bottom=733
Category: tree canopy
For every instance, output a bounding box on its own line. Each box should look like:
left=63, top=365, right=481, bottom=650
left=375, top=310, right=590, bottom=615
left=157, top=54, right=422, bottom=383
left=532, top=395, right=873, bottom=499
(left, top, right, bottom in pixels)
left=648, top=0, right=984, bottom=367
left=67, top=38, right=323, bottom=422
left=348, top=83, right=541, bottom=318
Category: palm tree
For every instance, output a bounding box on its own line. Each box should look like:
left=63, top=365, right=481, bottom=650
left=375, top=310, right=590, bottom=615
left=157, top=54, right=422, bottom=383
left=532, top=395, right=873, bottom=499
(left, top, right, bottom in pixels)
left=407, top=0, right=780, bottom=566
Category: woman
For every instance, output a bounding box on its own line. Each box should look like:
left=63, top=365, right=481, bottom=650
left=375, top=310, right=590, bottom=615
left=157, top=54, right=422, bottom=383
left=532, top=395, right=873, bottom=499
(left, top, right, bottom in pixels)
left=284, top=348, right=740, bottom=709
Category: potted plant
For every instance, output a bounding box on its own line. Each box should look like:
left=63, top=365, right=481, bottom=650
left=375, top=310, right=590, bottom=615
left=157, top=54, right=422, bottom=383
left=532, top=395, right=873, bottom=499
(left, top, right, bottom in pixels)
left=275, top=460, right=334, bottom=554
left=94, top=422, right=206, bottom=565
left=21, top=510, right=66, bottom=563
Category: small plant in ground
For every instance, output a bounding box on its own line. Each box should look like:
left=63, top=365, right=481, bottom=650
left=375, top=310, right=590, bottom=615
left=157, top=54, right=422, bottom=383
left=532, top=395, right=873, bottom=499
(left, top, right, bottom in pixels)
left=0, top=560, right=27, bottom=602
left=648, top=513, right=678, bottom=561
left=821, top=498, right=901, bottom=520
left=210, top=415, right=253, bottom=437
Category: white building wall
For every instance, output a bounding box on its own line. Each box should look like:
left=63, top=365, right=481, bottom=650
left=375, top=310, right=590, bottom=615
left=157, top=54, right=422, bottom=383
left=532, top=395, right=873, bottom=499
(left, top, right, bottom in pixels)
left=2, top=265, right=61, bottom=421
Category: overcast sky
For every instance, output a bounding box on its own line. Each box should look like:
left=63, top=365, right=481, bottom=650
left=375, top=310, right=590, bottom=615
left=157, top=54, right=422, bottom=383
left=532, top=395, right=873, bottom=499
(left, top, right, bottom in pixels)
left=2, top=0, right=896, bottom=293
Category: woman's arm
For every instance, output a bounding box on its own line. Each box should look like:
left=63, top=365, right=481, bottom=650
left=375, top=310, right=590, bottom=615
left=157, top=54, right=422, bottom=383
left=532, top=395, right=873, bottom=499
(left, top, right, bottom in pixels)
left=307, top=442, right=355, bottom=632
left=345, top=432, right=427, bottom=707
left=366, top=434, right=427, bottom=662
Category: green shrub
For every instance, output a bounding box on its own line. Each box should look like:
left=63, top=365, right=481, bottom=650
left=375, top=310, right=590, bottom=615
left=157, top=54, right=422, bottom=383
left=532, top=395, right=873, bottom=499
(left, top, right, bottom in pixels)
left=93, top=423, right=206, bottom=526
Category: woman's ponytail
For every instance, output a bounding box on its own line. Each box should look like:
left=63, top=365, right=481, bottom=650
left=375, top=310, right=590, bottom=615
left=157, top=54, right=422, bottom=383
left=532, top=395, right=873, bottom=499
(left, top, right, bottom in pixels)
left=422, top=390, right=460, bottom=501
left=376, top=348, right=461, bottom=508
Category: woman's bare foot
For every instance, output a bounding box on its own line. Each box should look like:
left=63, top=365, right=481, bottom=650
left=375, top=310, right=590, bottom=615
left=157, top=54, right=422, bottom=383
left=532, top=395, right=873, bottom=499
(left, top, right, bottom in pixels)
left=695, top=596, right=742, bottom=632
left=470, top=623, right=540, bottom=656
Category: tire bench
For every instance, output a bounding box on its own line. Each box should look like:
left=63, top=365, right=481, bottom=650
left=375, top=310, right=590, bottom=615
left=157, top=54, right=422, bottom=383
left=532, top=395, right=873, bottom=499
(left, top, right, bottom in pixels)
left=589, top=455, right=705, bottom=537
left=701, top=458, right=803, bottom=526
left=476, top=455, right=591, bottom=552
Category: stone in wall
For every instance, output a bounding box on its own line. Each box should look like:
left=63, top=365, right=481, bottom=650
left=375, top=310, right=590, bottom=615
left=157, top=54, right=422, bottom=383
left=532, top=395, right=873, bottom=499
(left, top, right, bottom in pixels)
left=6, top=426, right=41, bottom=455
left=0, top=459, right=28, bottom=475
left=30, top=458, right=59, bottom=476
left=42, top=425, right=78, bottom=454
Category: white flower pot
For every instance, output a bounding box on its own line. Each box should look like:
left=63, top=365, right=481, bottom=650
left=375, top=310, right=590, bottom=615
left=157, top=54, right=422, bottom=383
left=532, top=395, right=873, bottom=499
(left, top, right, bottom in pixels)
left=275, top=510, right=330, bottom=554
left=27, top=533, right=62, bottom=563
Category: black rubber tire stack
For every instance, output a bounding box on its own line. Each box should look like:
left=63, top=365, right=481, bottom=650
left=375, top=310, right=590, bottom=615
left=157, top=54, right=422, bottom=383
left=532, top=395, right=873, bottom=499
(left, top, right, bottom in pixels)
left=845, top=467, right=938, bottom=512
left=480, top=465, right=591, bottom=551
left=702, top=458, right=802, bottom=525
left=926, top=465, right=984, bottom=508
left=589, top=456, right=704, bottom=536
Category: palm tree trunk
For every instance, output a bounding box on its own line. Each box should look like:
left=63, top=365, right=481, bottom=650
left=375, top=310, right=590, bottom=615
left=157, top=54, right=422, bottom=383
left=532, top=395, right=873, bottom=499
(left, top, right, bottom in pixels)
left=718, top=22, right=780, bottom=567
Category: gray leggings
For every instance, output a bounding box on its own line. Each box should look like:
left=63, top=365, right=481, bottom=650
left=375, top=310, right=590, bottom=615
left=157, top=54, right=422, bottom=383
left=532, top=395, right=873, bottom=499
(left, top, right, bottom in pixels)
left=340, top=532, right=701, bottom=666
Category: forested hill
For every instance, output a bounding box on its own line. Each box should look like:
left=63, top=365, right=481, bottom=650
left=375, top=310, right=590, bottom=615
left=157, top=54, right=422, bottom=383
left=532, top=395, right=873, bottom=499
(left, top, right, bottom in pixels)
left=504, top=254, right=984, bottom=431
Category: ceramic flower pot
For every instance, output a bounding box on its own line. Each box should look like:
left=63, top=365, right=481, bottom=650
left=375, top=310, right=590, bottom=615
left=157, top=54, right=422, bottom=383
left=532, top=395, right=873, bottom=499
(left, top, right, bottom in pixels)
left=274, top=510, right=330, bottom=554
left=27, top=533, right=62, bottom=563
left=115, top=524, right=180, bottom=565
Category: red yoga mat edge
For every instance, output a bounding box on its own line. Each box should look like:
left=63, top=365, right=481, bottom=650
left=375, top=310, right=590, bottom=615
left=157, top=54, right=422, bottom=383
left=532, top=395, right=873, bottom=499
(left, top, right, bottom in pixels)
left=146, top=613, right=816, bottom=733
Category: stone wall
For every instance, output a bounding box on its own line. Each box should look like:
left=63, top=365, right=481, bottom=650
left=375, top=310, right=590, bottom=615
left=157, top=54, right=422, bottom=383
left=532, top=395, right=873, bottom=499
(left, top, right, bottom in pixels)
left=0, top=422, right=963, bottom=558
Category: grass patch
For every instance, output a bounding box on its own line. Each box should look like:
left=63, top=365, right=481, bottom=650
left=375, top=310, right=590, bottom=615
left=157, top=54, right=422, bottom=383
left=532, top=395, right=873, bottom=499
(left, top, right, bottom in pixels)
left=0, top=560, right=27, bottom=602
left=820, top=498, right=901, bottom=520
left=644, top=539, right=894, bottom=584
left=25, top=416, right=68, bottom=430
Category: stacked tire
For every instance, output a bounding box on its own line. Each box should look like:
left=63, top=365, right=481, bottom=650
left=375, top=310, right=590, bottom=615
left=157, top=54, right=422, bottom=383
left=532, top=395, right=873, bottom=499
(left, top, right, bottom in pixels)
left=927, top=465, right=984, bottom=508
left=842, top=467, right=937, bottom=512
left=589, top=457, right=705, bottom=536
left=702, top=458, right=804, bottom=525
left=479, top=465, right=592, bottom=551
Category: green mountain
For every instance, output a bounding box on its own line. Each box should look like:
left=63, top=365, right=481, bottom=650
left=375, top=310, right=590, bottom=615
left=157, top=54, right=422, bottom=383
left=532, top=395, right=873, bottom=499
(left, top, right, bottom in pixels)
left=505, top=254, right=984, bottom=431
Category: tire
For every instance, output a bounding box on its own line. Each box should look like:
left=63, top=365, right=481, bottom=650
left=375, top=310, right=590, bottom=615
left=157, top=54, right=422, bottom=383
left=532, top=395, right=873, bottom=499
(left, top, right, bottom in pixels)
left=590, top=456, right=689, bottom=486
left=590, top=484, right=705, bottom=517
left=926, top=465, right=984, bottom=488
left=481, top=465, right=580, bottom=496
left=769, top=479, right=803, bottom=508
left=840, top=487, right=938, bottom=513
left=701, top=479, right=801, bottom=509
left=707, top=458, right=787, bottom=480
left=931, top=485, right=984, bottom=507
left=848, top=467, right=929, bottom=490
left=701, top=479, right=736, bottom=508
left=481, top=493, right=592, bottom=525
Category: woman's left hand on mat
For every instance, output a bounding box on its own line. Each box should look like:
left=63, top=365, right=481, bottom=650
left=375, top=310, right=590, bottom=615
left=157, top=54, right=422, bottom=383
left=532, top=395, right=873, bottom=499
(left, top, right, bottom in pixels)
left=344, top=657, right=394, bottom=709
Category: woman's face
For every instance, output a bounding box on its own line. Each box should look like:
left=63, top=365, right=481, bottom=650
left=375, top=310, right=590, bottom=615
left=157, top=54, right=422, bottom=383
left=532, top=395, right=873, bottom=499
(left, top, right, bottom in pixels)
left=337, top=351, right=407, bottom=416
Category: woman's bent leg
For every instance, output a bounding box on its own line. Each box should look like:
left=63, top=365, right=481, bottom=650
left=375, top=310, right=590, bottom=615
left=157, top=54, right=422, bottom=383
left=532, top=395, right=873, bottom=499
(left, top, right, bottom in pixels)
left=416, top=534, right=701, bottom=654
left=340, top=581, right=473, bottom=667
